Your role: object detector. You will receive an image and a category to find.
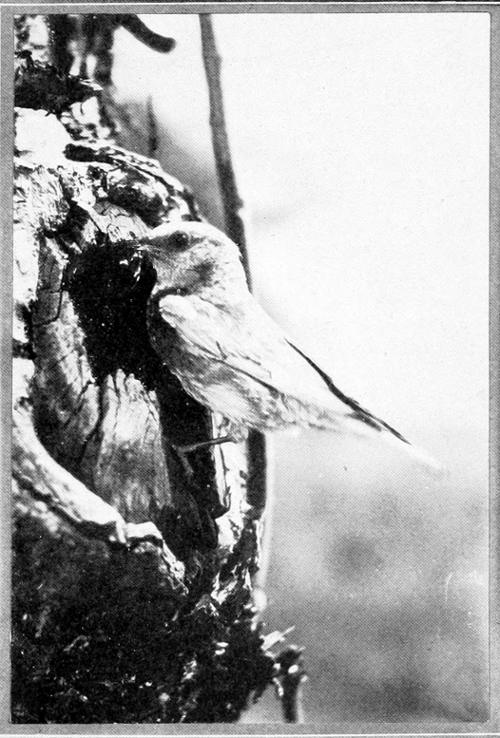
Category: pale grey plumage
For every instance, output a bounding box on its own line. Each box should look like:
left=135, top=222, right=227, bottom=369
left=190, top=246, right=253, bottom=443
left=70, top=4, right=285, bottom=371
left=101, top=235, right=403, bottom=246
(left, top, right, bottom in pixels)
left=140, top=220, right=435, bottom=467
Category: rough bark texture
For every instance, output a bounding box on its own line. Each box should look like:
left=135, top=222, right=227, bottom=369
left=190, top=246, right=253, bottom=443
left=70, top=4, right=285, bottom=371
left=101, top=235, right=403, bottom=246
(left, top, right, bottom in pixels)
left=11, top=15, right=276, bottom=723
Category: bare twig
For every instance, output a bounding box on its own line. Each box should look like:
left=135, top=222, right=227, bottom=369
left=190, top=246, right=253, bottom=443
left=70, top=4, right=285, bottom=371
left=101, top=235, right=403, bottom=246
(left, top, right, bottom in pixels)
left=199, top=14, right=268, bottom=517
left=199, top=14, right=251, bottom=287
left=275, top=645, right=308, bottom=723
left=146, top=95, right=158, bottom=157
left=119, top=15, right=175, bottom=54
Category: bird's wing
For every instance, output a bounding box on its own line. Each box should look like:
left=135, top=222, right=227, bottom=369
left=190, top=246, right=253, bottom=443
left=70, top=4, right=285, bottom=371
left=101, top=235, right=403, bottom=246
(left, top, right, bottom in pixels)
left=285, top=340, right=409, bottom=442
left=152, top=291, right=409, bottom=443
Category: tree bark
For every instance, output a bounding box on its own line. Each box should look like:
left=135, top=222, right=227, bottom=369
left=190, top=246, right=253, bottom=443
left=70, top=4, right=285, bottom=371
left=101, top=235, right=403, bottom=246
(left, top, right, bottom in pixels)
left=11, top=15, right=275, bottom=723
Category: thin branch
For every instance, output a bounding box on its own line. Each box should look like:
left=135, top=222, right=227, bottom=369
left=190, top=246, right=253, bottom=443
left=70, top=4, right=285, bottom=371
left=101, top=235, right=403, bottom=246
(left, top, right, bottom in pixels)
left=276, top=645, right=308, bottom=723
left=146, top=95, right=159, bottom=157
left=119, top=15, right=176, bottom=54
left=199, top=8, right=271, bottom=624
left=199, top=13, right=252, bottom=288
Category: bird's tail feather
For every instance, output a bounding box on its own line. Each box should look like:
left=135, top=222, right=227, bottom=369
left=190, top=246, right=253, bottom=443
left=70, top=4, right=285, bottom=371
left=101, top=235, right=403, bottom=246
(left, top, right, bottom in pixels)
left=287, top=340, right=443, bottom=476
left=338, top=412, right=444, bottom=476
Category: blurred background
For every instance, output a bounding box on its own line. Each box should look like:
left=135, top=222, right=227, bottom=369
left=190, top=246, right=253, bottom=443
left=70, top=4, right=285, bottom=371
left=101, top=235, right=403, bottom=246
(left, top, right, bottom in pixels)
left=111, top=12, right=489, bottom=722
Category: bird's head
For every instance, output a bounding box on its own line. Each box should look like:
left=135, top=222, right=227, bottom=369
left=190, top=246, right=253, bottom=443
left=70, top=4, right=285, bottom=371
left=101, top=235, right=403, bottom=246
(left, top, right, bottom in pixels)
left=138, top=221, right=248, bottom=298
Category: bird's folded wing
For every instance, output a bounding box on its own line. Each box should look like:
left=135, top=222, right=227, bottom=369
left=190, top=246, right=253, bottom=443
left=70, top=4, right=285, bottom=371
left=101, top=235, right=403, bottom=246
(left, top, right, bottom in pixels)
left=151, top=293, right=444, bottom=473
left=153, top=293, right=392, bottom=429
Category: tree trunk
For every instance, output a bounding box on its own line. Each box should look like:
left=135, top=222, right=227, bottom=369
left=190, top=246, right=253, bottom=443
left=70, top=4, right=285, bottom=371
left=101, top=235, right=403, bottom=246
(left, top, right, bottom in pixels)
left=12, top=14, right=275, bottom=723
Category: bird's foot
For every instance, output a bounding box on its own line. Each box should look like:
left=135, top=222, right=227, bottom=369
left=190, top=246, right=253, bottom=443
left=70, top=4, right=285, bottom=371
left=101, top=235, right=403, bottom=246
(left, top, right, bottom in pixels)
left=171, top=435, right=236, bottom=479
left=173, top=435, right=236, bottom=455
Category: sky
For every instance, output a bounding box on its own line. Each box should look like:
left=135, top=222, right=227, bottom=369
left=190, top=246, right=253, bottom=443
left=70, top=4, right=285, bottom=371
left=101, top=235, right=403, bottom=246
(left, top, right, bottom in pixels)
left=113, top=11, right=489, bottom=473
left=112, top=12, right=490, bottom=721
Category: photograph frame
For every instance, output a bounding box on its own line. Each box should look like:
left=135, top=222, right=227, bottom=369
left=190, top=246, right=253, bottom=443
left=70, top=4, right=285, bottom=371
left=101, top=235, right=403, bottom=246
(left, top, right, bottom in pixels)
left=1, top=1, right=498, bottom=734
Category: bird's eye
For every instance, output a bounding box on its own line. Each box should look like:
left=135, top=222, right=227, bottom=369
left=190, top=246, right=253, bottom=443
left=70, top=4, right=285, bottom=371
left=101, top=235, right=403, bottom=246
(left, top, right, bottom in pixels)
left=167, top=230, right=190, bottom=250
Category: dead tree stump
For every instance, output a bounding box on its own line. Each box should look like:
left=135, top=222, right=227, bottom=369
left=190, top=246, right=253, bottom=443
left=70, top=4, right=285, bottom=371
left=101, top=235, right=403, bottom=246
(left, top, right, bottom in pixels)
left=11, top=15, right=275, bottom=723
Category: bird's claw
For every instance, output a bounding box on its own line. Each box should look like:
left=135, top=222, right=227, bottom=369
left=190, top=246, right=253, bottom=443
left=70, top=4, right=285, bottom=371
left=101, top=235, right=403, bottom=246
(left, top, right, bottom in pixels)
left=171, top=435, right=236, bottom=479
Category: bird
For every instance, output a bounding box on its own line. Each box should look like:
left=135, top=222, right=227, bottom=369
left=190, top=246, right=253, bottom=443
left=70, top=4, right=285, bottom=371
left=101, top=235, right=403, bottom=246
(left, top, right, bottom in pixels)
left=138, top=220, right=438, bottom=470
